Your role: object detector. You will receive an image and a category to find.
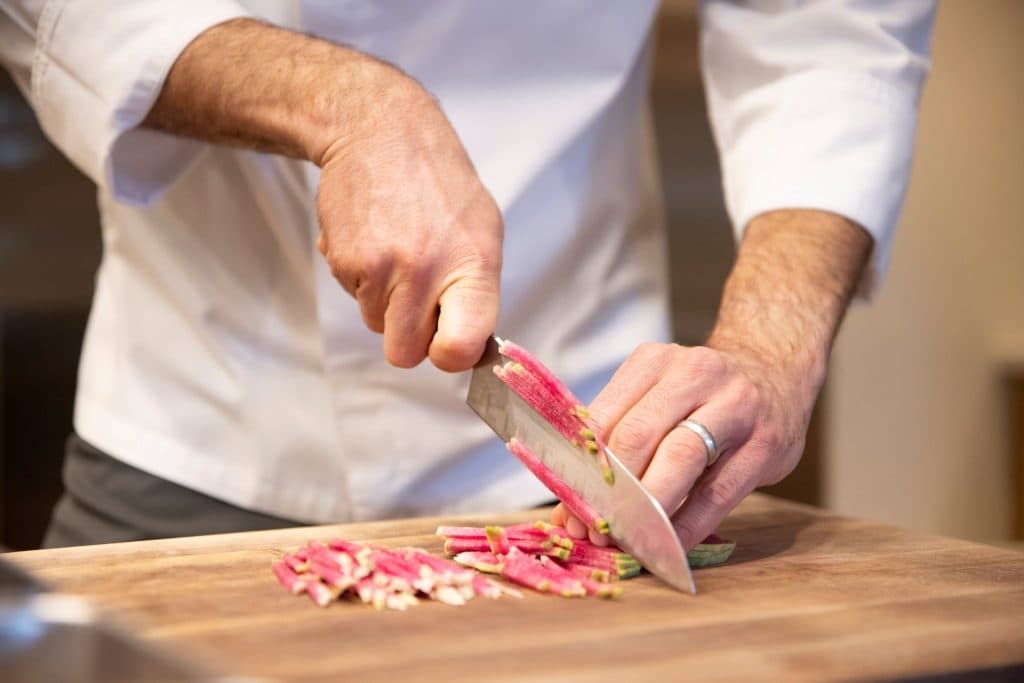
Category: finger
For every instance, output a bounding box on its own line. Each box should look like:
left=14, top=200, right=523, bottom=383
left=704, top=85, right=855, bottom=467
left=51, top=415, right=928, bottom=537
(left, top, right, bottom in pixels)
left=550, top=503, right=568, bottom=527
left=319, top=242, right=362, bottom=299
left=560, top=510, right=611, bottom=544
left=319, top=238, right=385, bottom=328
left=565, top=515, right=588, bottom=539
left=429, top=274, right=499, bottom=372
left=382, top=280, right=438, bottom=368
left=355, top=278, right=387, bottom=334
left=670, top=446, right=764, bottom=550
left=604, top=373, right=710, bottom=477
left=639, top=403, right=754, bottom=517
left=587, top=343, right=667, bottom=439
left=587, top=527, right=611, bottom=547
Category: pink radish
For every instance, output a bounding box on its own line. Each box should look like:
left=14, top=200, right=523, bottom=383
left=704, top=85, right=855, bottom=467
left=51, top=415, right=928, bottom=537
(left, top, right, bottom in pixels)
left=506, top=439, right=611, bottom=535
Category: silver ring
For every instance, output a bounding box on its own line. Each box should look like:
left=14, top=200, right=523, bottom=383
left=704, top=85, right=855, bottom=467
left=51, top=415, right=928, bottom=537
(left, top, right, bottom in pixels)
left=679, top=419, right=719, bottom=467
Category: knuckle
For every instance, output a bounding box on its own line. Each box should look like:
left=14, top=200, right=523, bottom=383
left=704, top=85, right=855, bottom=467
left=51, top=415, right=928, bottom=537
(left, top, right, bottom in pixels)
left=682, top=345, right=726, bottom=380
left=731, top=377, right=762, bottom=414
left=394, top=239, right=433, bottom=276
left=431, top=334, right=483, bottom=371
left=387, top=345, right=427, bottom=369
left=384, top=281, right=423, bottom=313
left=696, top=474, right=742, bottom=510
left=472, top=194, right=504, bottom=236
left=358, top=249, right=394, bottom=285
left=462, top=184, right=503, bottom=228
left=632, top=342, right=668, bottom=364
left=361, top=311, right=385, bottom=334
left=448, top=240, right=501, bottom=282
left=610, top=413, right=653, bottom=456
left=674, top=518, right=704, bottom=549
left=327, top=259, right=358, bottom=294
left=753, top=425, right=787, bottom=453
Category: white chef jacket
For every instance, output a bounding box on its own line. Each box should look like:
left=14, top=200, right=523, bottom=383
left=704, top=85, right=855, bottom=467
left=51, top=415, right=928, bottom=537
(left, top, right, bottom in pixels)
left=0, top=1, right=935, bottom=523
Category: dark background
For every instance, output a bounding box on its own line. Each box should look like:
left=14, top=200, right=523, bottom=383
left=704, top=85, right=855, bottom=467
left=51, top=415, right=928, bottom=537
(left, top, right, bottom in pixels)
left=0, top=6, right=819, bottom=550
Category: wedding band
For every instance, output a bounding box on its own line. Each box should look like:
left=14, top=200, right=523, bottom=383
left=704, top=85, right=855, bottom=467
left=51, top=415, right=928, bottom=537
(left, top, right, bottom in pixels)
left=679, top=419, right=719, bottom=467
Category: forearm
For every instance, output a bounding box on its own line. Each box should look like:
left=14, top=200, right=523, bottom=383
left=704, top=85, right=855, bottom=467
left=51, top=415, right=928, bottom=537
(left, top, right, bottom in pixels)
left=142, top=18, right=417, bottom=165
left=145, top=19, right=501, bottom=372
left=707, top=209, right=872, bottom=405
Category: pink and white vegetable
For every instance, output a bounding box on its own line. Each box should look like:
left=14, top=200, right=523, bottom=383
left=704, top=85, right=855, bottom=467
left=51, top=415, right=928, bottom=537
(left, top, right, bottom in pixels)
left=506, top=439, right=611, bottom=535
left=272, top=538, right=517, bottom=610
left=494, top=339, right=615, bottom=485
left=437, top=522, right=736, bottom=598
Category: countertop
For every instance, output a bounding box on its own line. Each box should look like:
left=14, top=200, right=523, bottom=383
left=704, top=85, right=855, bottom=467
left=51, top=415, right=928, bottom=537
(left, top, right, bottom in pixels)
left=7, top=494, right=1024, bottom=682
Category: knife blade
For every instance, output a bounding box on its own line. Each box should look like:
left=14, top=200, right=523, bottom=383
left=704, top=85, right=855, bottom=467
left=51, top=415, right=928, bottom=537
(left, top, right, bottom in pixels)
left=467, top=336, right=696, bottom=594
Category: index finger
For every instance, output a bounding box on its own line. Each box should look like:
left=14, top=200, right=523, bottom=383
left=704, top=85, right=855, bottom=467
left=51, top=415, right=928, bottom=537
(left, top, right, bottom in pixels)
left=587, top=344, right=669, bottom=446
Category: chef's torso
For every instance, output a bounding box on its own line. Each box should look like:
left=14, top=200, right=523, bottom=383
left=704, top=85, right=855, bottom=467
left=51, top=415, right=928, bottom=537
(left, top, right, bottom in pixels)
left=75, top=1, right=672, bottom=522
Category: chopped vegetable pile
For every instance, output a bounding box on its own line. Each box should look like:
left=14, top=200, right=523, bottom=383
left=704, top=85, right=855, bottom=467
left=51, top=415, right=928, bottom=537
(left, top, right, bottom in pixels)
left=272, top=522, right=736, bottom=610
left=494, top=339, right=616, bottom=486
left=272, top=539, right=521, bottom=611
left=441, top=521, right=638, bottom=599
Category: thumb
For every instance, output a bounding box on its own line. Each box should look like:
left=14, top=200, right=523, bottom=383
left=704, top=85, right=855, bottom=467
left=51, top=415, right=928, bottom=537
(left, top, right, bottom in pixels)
left=429, top=273, right=499, bottom=372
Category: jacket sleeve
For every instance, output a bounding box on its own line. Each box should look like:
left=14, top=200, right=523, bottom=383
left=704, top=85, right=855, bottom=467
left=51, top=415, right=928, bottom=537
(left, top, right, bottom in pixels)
left=0, top=1, right=251, bottom=205
left=700, top=0, right=937, bottom=293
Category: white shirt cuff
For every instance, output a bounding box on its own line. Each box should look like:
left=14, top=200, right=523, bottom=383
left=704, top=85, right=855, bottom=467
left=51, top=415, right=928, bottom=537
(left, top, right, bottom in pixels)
left=31, top=1, right=252, bottom=205
left=714, top=68, right=920, bottom=296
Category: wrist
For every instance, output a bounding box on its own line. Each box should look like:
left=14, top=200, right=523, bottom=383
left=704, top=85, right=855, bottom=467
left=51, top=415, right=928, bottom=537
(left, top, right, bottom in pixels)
left=707, top=324, right=828, bottom=411
left=144, top=18, right=429, bottom=166
left=706, top=209, right=871, bottom=405
left=297, top=52, right=427, bottom=167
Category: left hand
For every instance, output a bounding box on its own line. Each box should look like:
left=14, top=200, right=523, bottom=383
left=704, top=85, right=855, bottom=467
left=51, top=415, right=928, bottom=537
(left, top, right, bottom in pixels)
left=551, top=210, right=872, bottom=549
left=553, top=341, right=819, bottom=549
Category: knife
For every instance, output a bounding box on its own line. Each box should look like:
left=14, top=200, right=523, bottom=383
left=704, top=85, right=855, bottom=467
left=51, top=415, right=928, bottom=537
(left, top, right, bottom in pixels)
left=467, top=335, right=696, bottom=594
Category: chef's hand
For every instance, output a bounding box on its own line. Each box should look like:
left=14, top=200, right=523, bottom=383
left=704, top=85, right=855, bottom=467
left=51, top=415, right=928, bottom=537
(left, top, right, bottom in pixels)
left=554, top=210, right=873, bottom=549
left=143, top=19, right=501, bottom=372
left=313, top=76, right=502, bottom=372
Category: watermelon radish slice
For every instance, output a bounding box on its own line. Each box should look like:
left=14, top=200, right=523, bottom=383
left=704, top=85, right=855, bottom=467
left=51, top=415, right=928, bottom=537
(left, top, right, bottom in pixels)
left=437, top=523, right=573, bottom=550
left=282, top=551, right=309, bottom=574
left=277, top=525, right=736, bottom=609
left=452, top=551, right=504, bottom=574
left=496, top=340, right=581, bottom=411
left=494, top=340, right=615, bottom=484
left=272, top=560, right=313, bottom=595
left=472, top=574, right=523, bottom=599
left=502, top=522, right=551, bottom=538
left=445, top=536, right=558, bottom=556
left=498, top=548, right=554, bottom=593
left=272, top=538, right=519, bottom=610
left=436, top=525, right=550, bottom=542
left=308, top=555, right=356, bottom=590
left=538, top=556, right=620, bottom=599
left=565, top=563, right=613, bottom=583
left=305, top=577, right=340, bottom=607
left=485, top=526, right=511, bottom=554
left=502, top=549, right=585, bottom=597
left=506, top=439, right=611, bottom=535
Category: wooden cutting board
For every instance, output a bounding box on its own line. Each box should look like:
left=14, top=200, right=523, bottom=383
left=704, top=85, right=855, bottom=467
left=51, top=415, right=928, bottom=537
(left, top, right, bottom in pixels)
left=7, top=494, right=1024, bottom=682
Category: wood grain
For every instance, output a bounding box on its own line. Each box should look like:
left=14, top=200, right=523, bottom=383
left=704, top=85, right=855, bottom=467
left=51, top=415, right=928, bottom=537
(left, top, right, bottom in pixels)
left=6, top=494, right=1024, bottom=682
left=1014, top=374, right=1024, bottom=538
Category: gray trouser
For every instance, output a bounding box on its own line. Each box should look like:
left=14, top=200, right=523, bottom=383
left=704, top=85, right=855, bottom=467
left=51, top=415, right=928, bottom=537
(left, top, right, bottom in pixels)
left=43, top=435, right=302, bottom=548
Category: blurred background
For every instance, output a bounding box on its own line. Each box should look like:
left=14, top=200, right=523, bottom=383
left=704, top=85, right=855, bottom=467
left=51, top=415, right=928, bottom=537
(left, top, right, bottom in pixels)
left=1, top=1, right=1021, bottom=550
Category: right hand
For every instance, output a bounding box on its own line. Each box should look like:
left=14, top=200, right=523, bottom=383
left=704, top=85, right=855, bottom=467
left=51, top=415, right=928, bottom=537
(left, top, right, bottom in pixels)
left=314, top=68, right=503, bottom=372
